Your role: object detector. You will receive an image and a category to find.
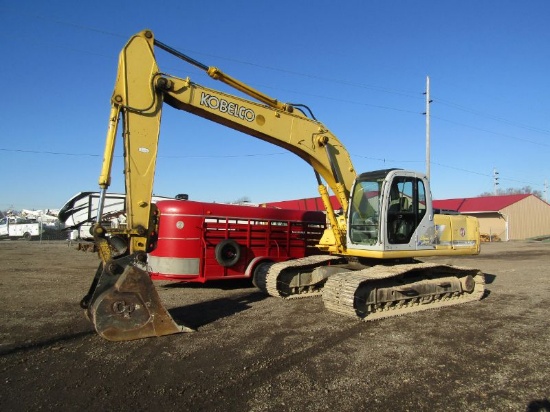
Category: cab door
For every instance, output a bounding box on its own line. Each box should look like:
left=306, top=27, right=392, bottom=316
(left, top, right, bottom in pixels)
left=383, top=172, right=435, bottom=251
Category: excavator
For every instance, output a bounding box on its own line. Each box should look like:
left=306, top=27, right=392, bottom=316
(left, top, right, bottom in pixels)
left=83, top=30, right=485, bottom=341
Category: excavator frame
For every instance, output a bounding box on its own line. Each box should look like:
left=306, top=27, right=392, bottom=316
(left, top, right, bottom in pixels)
left=84, top=30, right=484, bottom=341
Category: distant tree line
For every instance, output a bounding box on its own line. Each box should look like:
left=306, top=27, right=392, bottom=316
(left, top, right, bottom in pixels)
left=479, top=186, right=543, bottom=198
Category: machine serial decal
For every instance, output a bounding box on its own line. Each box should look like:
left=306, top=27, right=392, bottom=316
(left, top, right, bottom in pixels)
left=200, top=92, right=255, bottom=122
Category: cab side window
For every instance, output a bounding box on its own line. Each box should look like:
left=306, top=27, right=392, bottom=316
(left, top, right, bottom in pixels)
left=387, top=177, right=425, bottom=244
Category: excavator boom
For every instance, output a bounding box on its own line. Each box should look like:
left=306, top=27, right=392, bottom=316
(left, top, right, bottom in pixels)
left=85, top=30, right=355, bottom=339
left=84, top=30, right=484, bottom=341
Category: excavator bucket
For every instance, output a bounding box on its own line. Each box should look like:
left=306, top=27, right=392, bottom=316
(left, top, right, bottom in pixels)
left=84, top=259, right=193, bottom=341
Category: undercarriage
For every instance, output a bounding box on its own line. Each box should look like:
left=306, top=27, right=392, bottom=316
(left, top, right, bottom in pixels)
left=254, top=257, right=485, bottom=320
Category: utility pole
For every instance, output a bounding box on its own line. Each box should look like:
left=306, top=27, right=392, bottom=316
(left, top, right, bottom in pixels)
left=424, top=76, right=432, bottom=180
left=544, top=179, right=548, bottom=202
left=493, top=168, right=500, bottom=195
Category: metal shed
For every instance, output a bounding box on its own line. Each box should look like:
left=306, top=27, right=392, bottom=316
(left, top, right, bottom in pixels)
left=433, top=194, right=550, bottom=241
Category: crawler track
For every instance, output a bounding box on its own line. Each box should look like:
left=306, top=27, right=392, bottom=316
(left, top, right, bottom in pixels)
left=322, top=262, right=485, bottom=321
left=255, top=255, right=343, bottom=299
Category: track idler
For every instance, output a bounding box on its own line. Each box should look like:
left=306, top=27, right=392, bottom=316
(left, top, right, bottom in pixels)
left=82, top=255, right=193, bottom=341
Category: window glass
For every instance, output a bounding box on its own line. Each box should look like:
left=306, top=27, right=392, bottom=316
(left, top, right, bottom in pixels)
left=387, top=177, right=424, bottom=244
left=417, top=180, right=426, bottom=217
left=349, top=180, right=381, bottom=245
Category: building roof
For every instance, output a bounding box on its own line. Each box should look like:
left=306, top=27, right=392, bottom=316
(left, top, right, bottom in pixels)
left=433, top=194, right=531, bottom=213
left=266, top=193, right=539, bottom=214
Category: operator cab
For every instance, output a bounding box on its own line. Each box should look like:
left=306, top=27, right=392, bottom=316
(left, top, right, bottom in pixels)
left=346, top=169, right=435, bottom=251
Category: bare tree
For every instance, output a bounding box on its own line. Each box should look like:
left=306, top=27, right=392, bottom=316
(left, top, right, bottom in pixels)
left=479, top=187, right=543, bottom=198
left=230, top=196, right=252, bottom=205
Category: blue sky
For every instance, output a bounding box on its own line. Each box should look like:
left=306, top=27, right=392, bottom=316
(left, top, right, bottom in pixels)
left=1, top=0, right=549, bottom=210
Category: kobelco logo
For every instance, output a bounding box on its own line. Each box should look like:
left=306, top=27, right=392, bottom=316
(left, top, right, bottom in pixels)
left=200, top=92, right=255, bottom=122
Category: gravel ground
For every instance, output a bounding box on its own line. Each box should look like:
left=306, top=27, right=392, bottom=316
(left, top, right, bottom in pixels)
left=0, top=240, right=549, bottom=411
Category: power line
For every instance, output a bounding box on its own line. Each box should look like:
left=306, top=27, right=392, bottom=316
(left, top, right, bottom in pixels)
left=5, top=9, right=546, bottom=143
left=434, top=97, right=550, bottom=135
left=351, top=154, right=545, bottom=189
left=431, top=115, right=550, bottom=148
left=180, top=49, right=423, bottom=100
left=0, top=147, right=545, bottom=188
left=0, top=147, right=287, bottom=159
left=258, top=85, right=420, bottom=115
left=0, top=148, right=99, bottom=157
left=158, top=152, right=287, bottom=159
left=1, top=7, right=125, bottom=40
left=431, top=162, right=544, bottom=189
left=2, top=10, right=548, bottom=191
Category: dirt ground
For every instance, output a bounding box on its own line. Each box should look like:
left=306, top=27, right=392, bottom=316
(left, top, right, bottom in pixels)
left=0, top=240, right=549, bottom=411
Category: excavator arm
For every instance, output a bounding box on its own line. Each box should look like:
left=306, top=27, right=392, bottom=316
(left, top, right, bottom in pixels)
left=85, top=30, right=357, bottom=340
left=101, top=30, right=357, bottom=254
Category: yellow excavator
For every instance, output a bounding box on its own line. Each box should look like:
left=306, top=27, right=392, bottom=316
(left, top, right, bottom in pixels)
left=83, top=30, right=484, bottom=341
